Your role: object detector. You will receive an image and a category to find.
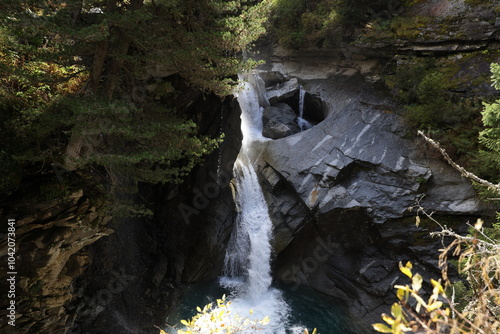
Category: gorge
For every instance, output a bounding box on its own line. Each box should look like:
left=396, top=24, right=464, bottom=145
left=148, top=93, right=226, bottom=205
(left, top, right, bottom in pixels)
left=1, top=0, right=499, bottom=333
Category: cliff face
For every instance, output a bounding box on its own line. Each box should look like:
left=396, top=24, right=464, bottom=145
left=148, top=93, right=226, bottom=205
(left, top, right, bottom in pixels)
left=252, top=71, right=487, bottom=326
left=0, top=188, right=112, bottom=334
left=68, top=94, right=243, bottom=334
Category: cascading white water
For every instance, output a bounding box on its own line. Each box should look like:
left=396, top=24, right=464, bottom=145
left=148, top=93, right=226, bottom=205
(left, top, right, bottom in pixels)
left=299, top=84, right=306, bottom=117
left=297, top=85, right=313, bottom=131
left=223, top=158, right=272, bottom=292
left=218, top=72, right=292, bottom=333
left=171, top=73, right=350, bottom=334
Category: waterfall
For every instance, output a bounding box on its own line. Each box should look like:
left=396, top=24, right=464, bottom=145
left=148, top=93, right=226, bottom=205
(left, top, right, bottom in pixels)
left=223, top=157, right=273, bottom=296
left=218, top=72, right=291, bottom=332
left=297, top=85, right=313, bottom=131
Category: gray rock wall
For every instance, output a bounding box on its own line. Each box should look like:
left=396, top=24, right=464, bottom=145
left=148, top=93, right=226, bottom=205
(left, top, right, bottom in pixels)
left=251, top=70, right=489, bottom=327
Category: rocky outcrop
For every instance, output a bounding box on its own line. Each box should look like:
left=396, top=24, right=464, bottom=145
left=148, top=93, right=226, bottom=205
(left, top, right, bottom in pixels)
left=0, top=188, right=111, bottom=334
left=357, top=1, right=500, bottom=56
left=252, top=71, right=491, bottom=327
left=261, top=75, right=485, bottom=223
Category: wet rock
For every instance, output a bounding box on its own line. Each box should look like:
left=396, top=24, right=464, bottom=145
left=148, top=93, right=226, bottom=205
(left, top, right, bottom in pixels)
left=262, top=102, right=300, bottom=139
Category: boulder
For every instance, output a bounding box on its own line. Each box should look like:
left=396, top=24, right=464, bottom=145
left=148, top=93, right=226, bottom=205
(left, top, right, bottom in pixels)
left=262, top=102, right=300, bottom=139
left=262, top=120, right=294, bottom=139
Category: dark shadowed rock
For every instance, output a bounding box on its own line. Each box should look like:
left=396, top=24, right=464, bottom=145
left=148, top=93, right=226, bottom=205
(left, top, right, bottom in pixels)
left=262, top=102, right=300, bottom=139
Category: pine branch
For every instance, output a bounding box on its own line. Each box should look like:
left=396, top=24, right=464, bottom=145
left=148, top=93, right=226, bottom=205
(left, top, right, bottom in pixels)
left=417, top=130, right=500, bottom=194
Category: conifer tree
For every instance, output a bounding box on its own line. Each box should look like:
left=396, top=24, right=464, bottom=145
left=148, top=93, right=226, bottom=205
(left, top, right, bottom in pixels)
left=0, top=0, right=273, bottom=197
left=479, top=63, right=500, bottom=162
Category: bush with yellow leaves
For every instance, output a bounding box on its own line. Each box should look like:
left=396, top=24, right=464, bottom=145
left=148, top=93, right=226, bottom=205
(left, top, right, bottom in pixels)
left=160, top=295, right=270, bottom=334
left=373, top=216, right=500, bottom=334
left=159, top=295, right=319, bottom=334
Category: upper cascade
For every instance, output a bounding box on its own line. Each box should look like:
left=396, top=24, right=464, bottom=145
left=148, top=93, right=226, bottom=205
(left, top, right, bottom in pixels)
left=259, top=74, right=324, bottom=139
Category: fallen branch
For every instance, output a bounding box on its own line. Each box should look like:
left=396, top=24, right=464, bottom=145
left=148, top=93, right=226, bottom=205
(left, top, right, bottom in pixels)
left=417, top=130, right=500, bottom=194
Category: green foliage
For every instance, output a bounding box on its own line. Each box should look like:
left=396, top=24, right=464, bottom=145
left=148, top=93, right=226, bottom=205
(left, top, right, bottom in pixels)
left=0, top=0, right=272, bottom=199
left=386, top=58, right=477, bottom=131
left=477, top=63, right=500, bottom=185
left=404, top=71, right=452, bottom=128
left=389, top=15, right=430, bottom=39
left=0, top=0, right=273, bottom=96
left=385, top=57, right=500, bottom=185
left=59, top=97, right=221, bottom=185
left=479, top=64, right=500, bottom=154
left=271, top=0, right=387, bottom=49
left=0, top=22, right=87, bottom=195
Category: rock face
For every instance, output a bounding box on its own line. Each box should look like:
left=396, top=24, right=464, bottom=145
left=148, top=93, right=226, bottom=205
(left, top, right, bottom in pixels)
left=69, top=95, right=242, bottom=334
left=261, top=75, right=485, bottom=224
left=254, top=72, right=488, bottom=326
left=0, top=189, right=112, bottom=334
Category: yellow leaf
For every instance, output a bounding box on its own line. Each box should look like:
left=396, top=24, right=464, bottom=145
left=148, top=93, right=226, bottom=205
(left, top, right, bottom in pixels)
left=382, top=313, right=395, bottom=325
left=391, top=303, right=402, bottom=319
left=430, top=279, right=445, bottom=296
left=372, top=323, right=393, bottom=333
left=412, top=273, right=423, bottom=292
left=474, top=218, right=484, bottom=231
left=399, top=261, right=413, bottom=278
left=415, top=216, right=420, bottom=227
left=396, top=288, right=405, bottom=301
left=426, top=301, right=443, bottom=311
left=180, top=319, right=190, bottom=327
